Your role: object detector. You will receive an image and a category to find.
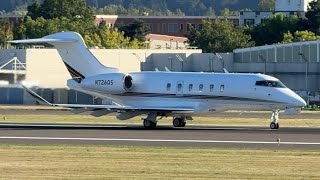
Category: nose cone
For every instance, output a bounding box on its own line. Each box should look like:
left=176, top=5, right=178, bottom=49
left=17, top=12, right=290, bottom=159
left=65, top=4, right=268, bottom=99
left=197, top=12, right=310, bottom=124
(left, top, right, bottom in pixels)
left=292, top=94, right=307, bottom=107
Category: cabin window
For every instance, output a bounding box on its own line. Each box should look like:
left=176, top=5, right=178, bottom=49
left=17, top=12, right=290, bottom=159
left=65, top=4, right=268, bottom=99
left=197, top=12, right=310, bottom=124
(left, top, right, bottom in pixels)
left=177, top=83, right=182, bottom=91
left=210, top=84, right=214, bottom=92
left=166, top=83, right=171, bottom=91
left=189, top=84, right=193, bottom=91
left=220, top=85, right=224, bottom=92
left=199, top=84, right=204, bottom=92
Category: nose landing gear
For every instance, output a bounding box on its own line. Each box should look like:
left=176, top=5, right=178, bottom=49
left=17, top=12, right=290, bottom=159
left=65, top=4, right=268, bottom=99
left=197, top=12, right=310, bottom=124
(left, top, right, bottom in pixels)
left=270, top=110, right=279, bottom=129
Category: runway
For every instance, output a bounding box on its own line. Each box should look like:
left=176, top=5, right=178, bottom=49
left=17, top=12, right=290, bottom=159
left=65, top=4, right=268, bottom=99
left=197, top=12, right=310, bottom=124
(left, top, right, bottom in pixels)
left=0, top=123, right=320, bottom=149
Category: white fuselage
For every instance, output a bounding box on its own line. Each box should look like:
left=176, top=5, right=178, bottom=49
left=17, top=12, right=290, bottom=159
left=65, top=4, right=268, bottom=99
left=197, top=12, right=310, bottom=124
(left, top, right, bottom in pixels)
left=67, top=71, right=306, bottom=116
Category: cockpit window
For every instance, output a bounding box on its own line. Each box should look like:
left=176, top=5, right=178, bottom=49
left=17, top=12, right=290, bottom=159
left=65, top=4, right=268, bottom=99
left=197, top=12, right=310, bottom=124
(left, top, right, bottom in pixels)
left=255, top=80, right=286, bottom=88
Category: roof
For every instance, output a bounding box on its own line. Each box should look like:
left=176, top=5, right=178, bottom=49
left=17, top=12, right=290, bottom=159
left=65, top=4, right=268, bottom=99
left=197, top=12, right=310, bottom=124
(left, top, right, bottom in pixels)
left=95, top=15, right=239, bottom=20
left=146, top=34, right=187, bottom=43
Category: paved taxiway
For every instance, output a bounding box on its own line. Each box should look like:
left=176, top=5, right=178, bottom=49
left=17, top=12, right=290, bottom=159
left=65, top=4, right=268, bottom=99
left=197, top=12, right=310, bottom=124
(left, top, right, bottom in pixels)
left=0, top=123, right=320, bottom=149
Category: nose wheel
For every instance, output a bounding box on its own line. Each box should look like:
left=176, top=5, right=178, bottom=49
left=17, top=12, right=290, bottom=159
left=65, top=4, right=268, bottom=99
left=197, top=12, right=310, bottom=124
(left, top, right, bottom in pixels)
left=270, top=122, right=279, bottom=129
left=270, top=110, right=280, bottom=129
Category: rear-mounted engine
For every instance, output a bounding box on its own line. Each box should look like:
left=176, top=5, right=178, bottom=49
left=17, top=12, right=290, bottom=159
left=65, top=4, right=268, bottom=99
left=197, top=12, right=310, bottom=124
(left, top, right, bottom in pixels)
left=80, top=73, right=133, bottom=94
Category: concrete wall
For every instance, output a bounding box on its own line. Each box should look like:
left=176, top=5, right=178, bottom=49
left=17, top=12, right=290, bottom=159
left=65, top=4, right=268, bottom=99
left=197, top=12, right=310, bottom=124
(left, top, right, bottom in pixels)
left=0, top=84, right=107, bottom=105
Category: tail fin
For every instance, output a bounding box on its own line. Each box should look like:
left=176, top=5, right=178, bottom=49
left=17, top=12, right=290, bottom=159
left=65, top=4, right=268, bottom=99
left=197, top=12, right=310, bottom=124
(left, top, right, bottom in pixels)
left=9, top=32, right=118, bottom=81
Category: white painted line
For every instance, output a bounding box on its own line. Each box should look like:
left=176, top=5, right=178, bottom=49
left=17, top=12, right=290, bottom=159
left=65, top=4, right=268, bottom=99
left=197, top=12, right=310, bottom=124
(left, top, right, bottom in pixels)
left=0, top=136, right=320, bottom=145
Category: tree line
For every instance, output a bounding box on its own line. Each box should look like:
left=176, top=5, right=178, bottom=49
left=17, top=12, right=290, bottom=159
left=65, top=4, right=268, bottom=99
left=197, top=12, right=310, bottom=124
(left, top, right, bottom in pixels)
left=0, top=0, right=150, bottom=49
left=1, top=0, right=262, bottom=16
left=188, top=0, right=320, bottom=52
left=1, top=0, right=320, bottom=53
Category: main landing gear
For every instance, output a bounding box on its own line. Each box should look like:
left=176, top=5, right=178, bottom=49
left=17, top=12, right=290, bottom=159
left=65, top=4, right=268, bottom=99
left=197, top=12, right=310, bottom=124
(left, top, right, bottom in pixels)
left=173, top=117, right=186, bottom=127
left=270, top=110, right=279, bottom=129
left=143, top=112, right=157, bottom=129
left=143, top=119, right=157, bottom=129
left=142, top=112, right=189, bottom=129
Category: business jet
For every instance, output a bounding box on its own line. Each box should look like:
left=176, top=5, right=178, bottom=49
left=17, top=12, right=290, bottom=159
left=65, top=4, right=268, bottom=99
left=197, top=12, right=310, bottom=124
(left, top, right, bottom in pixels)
left=10, top=32, right=306, bottom=129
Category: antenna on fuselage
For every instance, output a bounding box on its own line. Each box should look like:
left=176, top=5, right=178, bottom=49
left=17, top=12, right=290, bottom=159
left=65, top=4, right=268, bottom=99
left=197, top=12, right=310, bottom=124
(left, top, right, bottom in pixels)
left=164, top=67, right=170, bottom=72
left=223, top=68, right=229, bottom=73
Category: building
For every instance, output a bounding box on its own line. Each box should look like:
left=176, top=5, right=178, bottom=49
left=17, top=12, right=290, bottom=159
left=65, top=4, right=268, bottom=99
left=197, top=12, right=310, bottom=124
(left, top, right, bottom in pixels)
left=145, top=34, right=188, bottom=49
left=0, top=15, right=24, bottom=24
left=240, top=0, right=311, bottom=26
left=95, top=15, right=239, bottom=37
left=275, top=0, right=312, bottom=12
left=240, top=11, right=304, bottom=26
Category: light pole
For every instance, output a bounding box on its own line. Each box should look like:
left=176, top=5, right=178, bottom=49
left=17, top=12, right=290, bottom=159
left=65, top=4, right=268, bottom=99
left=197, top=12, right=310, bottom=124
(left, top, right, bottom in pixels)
left=209, top=56, right=214, bottom=72
left=215, top=53, right=224, bottom=72
left=175, top=54, right=184, bottom=72
left=170, top=39, right=173, bottom=49
left=132, top=53, right=144, bottom=71
left=168, top=56, right=173, bottom=71
left=298, top=52, right=310, bottom=105
left=259, top=54, right=267, bottom=74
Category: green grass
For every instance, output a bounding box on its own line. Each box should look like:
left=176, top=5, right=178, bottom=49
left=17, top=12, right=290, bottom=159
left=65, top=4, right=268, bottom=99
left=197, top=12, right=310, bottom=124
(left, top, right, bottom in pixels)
left=0, top=144, right=319, bottom=179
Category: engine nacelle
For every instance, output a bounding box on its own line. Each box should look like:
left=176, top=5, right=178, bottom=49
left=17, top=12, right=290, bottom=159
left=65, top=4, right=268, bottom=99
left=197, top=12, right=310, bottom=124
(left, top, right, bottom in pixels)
left=80, top=73, right=133, bottom=94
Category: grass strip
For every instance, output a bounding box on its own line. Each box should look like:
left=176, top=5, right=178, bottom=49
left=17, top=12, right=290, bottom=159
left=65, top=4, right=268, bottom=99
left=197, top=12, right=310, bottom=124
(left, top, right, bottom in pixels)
left=0, top=144, right=319, bottom=179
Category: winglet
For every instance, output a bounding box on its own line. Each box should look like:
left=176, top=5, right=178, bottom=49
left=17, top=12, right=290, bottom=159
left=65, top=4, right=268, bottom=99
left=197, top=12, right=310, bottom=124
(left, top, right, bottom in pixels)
left=22, top=85, right=54, bottom=106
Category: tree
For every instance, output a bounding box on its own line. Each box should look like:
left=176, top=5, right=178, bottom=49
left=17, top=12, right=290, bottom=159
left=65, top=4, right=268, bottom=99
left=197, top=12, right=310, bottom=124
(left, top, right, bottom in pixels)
left=27, top=0, right=95, bottom=22
left=220, top=8, right=239, bottom=16
left=206, top=7, right=215, bottom=16
left=281, top=31, right=294, bottom=44
left=26, top=0, right=41, bottom=19
left=281, top=30, right=320, bottom=43
left=21, top=0, right=98, bottom=44
left=0, top=18, right=13, bottom=48
left=119, top=19, right=150, bottom=42
left=187, top=19, right=255, bottom=53
left=305, top=0, right=320, bottom=35
left=246, top=13, right=304, bottom=46
left=258, top=0, right=275, bottom=11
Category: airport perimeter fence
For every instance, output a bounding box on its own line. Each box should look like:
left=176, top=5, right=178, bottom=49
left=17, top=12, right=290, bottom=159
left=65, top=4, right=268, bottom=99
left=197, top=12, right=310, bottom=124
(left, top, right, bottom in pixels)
left=0, top=86, right=104, bottom=105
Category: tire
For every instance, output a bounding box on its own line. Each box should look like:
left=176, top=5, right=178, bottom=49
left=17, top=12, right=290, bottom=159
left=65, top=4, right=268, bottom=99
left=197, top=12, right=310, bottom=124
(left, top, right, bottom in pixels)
left=270, top=122, right=277, bottom=129
left=173, top=118, right=182, bottom=127
left=180, top=121, right=186, bottom=127
left=143, top=119, right=157, bottom=129
left=275, top=123, right=279, bottom=129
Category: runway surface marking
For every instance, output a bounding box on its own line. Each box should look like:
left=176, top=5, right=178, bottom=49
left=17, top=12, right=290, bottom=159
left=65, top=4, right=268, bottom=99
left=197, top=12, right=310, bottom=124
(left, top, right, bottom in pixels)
left=1, top=136, right=320, bottom=145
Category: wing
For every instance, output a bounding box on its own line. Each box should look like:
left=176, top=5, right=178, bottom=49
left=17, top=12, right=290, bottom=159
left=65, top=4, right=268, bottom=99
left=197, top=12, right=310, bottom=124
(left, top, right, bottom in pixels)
left=22, top=85, right=194, bottom=115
